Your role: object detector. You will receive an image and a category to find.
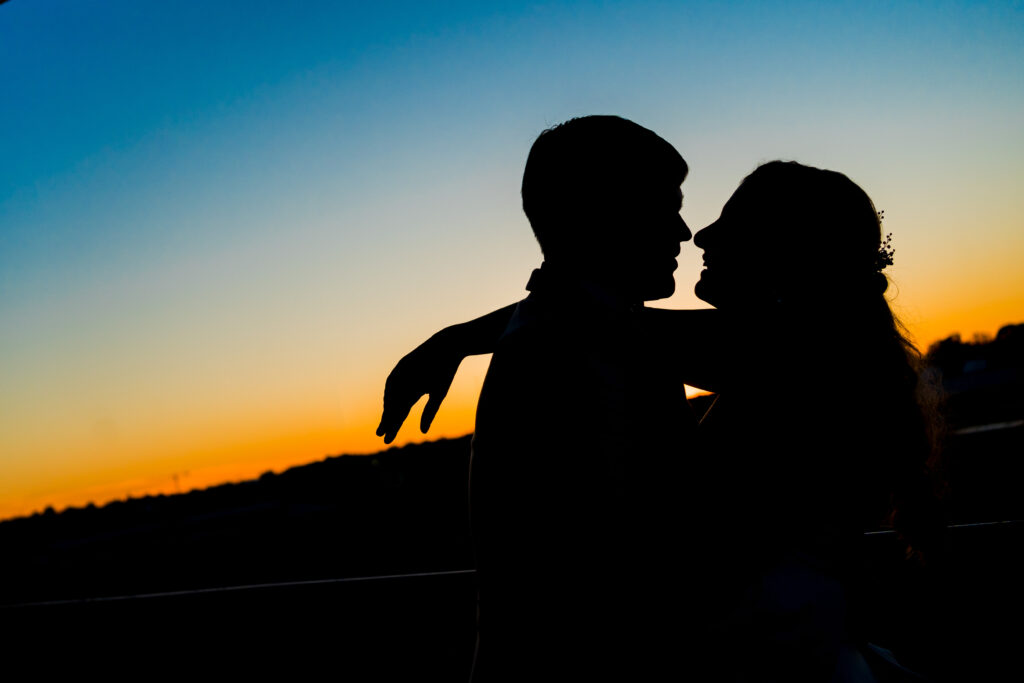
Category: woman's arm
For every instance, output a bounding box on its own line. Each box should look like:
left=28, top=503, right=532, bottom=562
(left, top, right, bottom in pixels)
left=376, top=303, right=518, bottom=443
left=639, top=307, right=735, bottom=394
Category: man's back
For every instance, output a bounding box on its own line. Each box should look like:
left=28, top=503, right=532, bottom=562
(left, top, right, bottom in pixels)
left=469, top=268, right=697, bottom=680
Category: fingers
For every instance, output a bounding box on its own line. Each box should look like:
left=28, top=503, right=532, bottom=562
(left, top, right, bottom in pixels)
left=421, top=390, right=448, bottom=434
left=377, top=400, right=414, bottom=444
left=421, top=365, right=458, bottom=433
left=375, top=416, right=395, bottom=444
left=376, top=418, right=396, bottom=444
left=375, top=346, right=461, bottom=442
left=375, top=409, right=392, bottom=437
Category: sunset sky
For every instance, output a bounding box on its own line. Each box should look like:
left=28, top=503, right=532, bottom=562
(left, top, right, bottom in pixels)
left=2, top=0, right=1022, bottom=520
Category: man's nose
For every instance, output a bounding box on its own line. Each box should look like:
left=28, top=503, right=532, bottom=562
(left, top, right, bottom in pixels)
left=677, top=215, right=692, bottom=242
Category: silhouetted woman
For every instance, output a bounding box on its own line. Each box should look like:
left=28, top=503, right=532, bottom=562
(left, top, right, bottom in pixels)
left=659, top=161, right=944, bottom=681
left=378, top=161, right=943, bottom=681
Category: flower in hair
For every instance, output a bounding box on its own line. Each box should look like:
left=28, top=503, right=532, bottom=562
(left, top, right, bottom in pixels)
left=875, top=211, right=894, bottom=271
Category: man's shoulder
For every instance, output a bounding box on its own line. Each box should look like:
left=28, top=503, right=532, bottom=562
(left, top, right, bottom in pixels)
left=481, top=329, right=587, bottom=402
left=476, top=306, right=600, bottom=408
left=488, top=310, right=607, bottom=385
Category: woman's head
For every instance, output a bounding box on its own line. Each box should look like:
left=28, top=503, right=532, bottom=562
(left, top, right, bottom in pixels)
left=697, top=162, right=945, bottom=562
left=694, top=161, right=887, bottom=311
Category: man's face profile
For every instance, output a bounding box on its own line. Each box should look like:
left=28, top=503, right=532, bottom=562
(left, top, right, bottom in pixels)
left=522, top=116, right=690, bottom=303
left=603, top=179, right=691, bottom=302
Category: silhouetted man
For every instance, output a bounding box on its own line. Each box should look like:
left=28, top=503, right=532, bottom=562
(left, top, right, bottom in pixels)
left=469, top=116, right=697, bottom=681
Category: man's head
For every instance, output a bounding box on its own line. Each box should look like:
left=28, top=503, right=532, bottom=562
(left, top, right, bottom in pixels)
left=521, top=115, right=691, bottom=301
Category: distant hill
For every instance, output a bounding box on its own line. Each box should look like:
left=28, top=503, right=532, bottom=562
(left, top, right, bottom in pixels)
left=926, top=322, right=1024, bottom=427
left=0, top=436, right=476, bottom=605
left=1, top=350, right=1021, bottom=607
left=926, top=322, right=1024, bottom=382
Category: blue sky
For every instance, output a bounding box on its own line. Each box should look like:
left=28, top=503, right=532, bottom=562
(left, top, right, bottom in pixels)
left=2, top=0, right=1022, bottom=516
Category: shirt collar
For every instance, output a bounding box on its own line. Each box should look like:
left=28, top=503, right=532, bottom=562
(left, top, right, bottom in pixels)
left=525, top=261, right=641, bottom=315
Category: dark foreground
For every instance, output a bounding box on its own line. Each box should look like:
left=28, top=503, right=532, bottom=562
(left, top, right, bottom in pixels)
left=2, top=521, right=1021, bottom=681
left=2, top=377, right=1023, bottom=680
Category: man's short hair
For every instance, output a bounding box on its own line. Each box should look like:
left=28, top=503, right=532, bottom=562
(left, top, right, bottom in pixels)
left=521, top=115, right=687, bottom=257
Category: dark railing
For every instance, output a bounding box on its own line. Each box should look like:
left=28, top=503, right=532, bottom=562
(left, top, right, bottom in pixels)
left=3, top=521, right=1020, bottom=681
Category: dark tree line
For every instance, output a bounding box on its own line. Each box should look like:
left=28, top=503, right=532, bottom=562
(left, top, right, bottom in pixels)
left=926, top=322, right=1024, bottom=380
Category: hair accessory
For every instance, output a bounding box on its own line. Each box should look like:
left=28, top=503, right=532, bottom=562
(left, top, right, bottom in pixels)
left=875, top=210, right=894, bottom=271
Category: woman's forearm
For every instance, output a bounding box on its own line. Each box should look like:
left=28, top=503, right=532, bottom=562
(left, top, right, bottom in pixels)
left=435, top=302, right=518, bottom=357
left=377, top=302, right=519, bottom=442
left=640, top=307, right=732, bottom=392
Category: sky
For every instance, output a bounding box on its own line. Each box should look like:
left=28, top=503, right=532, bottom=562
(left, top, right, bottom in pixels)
left=2, top=0, right=1022, bottom=520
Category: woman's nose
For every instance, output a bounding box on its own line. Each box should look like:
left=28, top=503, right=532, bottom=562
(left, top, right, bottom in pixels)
left=694, top=221, right=715, bottom=248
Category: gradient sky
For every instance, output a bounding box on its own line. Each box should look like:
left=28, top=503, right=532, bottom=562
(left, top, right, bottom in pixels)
left=2, top=0, right=1022, bottom=520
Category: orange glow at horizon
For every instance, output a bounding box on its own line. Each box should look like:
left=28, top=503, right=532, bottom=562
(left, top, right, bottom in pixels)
left=4, top=310, right=1021, bottom=524
left=0, top=356, right=491, bottom=522
left=10, top=305, right=1019, bottom=524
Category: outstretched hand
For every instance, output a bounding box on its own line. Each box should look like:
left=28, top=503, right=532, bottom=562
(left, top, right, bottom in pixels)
left=375, top=302, right=516, bottom=442
left=376, top=337, right=461, bottom=444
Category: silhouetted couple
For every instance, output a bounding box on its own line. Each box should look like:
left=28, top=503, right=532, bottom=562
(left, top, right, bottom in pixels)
left=378, top=116, right=942, bottom=682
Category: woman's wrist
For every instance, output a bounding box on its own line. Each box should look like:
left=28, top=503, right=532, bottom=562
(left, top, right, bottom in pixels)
left=429, top=324, right=463, bottom=356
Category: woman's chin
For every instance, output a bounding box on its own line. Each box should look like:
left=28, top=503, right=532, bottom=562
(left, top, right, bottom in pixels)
left=694, top=273, right=716, bottom=306
left=642, top=278, right=676, bottom=301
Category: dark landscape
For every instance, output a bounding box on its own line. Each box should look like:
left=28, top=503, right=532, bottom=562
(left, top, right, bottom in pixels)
left=2, top=325, right=1022, bottom=680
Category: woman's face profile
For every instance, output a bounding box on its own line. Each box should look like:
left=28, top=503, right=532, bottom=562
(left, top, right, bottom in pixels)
left=693, top=186, right=773, bottom=309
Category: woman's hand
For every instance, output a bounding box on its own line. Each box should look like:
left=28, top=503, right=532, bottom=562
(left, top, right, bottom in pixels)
left=376, top=334, right=462, bottom=444
left=375, top=302, right=518, bottom=443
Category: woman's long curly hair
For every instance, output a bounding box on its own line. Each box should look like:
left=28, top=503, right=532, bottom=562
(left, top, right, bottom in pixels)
left=740, top=161, right=946, bottom=564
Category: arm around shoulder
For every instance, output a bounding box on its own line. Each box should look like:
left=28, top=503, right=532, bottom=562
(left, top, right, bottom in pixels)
left=376, top=302, right=519, bottom=443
